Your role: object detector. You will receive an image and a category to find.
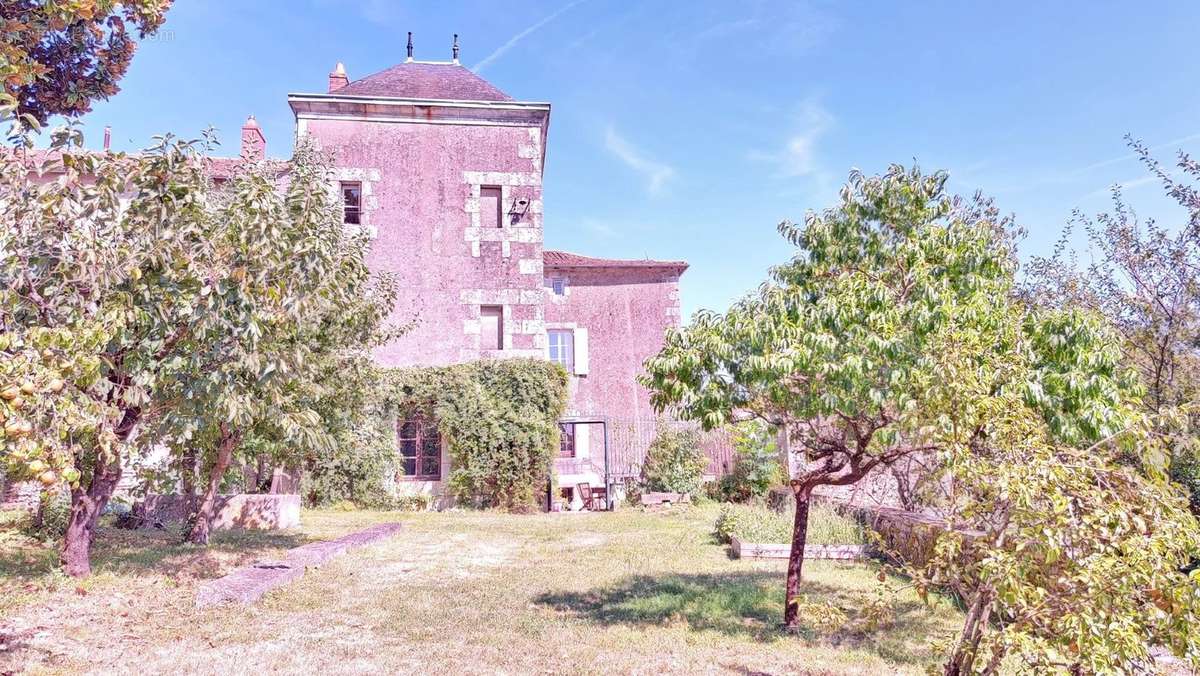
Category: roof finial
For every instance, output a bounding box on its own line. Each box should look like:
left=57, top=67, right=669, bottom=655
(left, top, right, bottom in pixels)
left=452, top=34, right=460, bottom=64
left=406, top=32, right=414, bottom=62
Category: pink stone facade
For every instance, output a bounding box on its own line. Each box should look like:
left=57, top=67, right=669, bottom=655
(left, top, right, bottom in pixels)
left=283, top=58, right=687, bottom=507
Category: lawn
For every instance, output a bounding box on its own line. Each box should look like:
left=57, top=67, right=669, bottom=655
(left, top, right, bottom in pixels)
left=1, top=504, right=963, bottom=674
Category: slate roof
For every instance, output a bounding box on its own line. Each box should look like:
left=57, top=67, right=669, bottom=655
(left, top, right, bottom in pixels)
left=335, top=62, right=513, bottom=101
left=543, top=249, right=688, bottom=271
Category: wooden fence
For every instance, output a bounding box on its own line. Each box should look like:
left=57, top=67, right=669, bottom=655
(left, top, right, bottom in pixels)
left=605, top=417, right=736, bottom=479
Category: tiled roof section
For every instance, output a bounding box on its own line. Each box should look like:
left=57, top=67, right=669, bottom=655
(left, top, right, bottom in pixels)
left=335, top=62, right=513, bottom=101
left=543, top=249, right=688, bottom=271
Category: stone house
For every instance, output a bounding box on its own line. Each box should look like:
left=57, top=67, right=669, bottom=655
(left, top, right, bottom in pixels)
left=279, top=40, right=688, bottom=509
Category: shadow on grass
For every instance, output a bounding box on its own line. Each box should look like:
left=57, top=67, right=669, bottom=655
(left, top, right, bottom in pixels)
left=0, top=525, right=312, bottom=583
left=536, top=571, right=949, bottom=666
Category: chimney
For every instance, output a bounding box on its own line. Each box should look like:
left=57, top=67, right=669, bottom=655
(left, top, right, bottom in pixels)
left=406, top=32, right=414, bottom=62
left=103, top=126, right=111, bottom=151
left=452, top=34, right=460, bottom=64
left=328, top=62, right=348, bottom=92
left=240, top=115, right=266, bottom=161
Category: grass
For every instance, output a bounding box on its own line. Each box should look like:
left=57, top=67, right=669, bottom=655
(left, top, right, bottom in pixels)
left=1, top=504, right=962, bottom=674
left=714, top=500, right=865, bottom=546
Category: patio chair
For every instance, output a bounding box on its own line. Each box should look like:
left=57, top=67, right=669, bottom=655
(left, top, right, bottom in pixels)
left=576, top=483, right=592, bottom=510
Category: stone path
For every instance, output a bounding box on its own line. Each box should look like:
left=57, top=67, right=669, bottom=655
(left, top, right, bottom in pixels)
left=195, top=522, right=404, bottom=607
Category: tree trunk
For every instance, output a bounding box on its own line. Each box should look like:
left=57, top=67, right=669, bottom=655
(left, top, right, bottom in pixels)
left=943, top=588, right=994, bottom=676
left=783, top=485, right=812, bottom=630
left=60, top=451, right=123, bottom=577
left=187, top=424, right=241, bottom=546
left=180, top=447, right=198, bottom=497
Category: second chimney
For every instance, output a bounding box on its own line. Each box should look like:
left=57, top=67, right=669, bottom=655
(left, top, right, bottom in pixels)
left=328, top=62, right=348, bottom=92
left=240, top=115, right=266, bottom=161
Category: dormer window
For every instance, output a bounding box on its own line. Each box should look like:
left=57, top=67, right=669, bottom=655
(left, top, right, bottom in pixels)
left=341, top=182, right=362, bottom=224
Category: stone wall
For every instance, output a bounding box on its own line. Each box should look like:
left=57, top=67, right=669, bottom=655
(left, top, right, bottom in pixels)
left=134, top=494, right=301, bottom=531
left=0, top=479, right=40, bottom=512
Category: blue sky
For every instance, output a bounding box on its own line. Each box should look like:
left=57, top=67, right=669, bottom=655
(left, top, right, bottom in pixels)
left=69, top=1, right=1200, bottom=320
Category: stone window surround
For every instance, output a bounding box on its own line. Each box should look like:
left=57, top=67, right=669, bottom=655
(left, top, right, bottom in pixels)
left=333, top=167, right=381, bottom=239
left=462, top=170, right=543, bottom=258
left=460, top=289, right=546, bottom=354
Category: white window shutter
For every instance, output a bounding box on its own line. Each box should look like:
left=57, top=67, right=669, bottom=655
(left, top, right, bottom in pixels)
left=574, top=328, right=589, bottom=375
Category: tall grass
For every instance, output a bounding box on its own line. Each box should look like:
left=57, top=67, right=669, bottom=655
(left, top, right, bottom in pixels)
left=715, top=500, right=864, bottom=545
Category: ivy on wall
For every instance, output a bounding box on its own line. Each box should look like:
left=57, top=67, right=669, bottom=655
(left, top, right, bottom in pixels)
left=382, top=358, right=569, bottom=511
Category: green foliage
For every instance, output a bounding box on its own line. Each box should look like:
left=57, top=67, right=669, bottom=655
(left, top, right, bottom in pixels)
left=1170, top=451, right=1200, bottom=514
left=23, top=490, right=70, bottom=542
left=640, top=424, right=706, bottom=496
left=640, top=163, right=1187, bottom=657
left=714, top=421, right=784, bottom=502
left=915, top=411, right=1200, bottom=673
left=379, top=359, right=568, bottom=511
left=714, top=501, right=864, bottom=546
left=0, top=0, right=171, bottom=123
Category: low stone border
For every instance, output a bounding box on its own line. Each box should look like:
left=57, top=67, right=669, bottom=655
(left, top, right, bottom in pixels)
left=730, top=535, right=866, bottom=560
left=640, top=491, right=690, bottom=507
left=195, top=522, right=403, bottom=607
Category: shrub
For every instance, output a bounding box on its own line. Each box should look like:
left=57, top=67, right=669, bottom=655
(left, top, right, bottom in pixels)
left=715, top=501, right=864, bottom=546
left=389, top=494, right=432, bottom=512
left=641, top=423, right=706, bottom=496
left=23, top=490, right=70, bottom=542
left=714, top=421, right=785, bottom=502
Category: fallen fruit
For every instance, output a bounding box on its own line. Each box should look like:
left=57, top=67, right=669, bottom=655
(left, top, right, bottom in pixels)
left=0, top=387, right=18, bottom=400
left=20, top=381, right=35, bottom=395
left=47, top=378, right=65, bottom=393
left=38, top=470, right=57, bottom=486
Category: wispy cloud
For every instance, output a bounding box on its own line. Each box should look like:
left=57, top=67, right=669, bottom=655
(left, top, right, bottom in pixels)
left=473, top=0, right=586, bottom=74
left=604, top=127, right=676, bottom=195
left=1072, top=132, right=1200, bottom=175
left=748, top=98, right=834, bottom=179
left=1080, top=174, right=1161, bottom=201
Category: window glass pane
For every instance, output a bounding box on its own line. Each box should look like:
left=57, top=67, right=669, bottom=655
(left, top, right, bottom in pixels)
left=421, top=433, right=440, bottom=456
left=341, top=183, right=361, bottom=225
left=548, top=330, right=573, bottom=370
left=401, top=456, right=417, bottom=476
left=399, top=420, right=418, bottom=438
left=420, top=456, right=440, bottom=477
left=550, top=278, right=566, bottom=295
left=559, top=423, right=575, bottom=458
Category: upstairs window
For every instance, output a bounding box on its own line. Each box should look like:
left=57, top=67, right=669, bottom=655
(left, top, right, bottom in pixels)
left=341, top=182, right=362, bottom=224
left=480, top=186, right=502, bottom=228
left=481, top=305, right=504, bottom=350
left=559, top=423, right=576, bottom=458
left=550, top=277, right=567, bottom=296
left=398, top=417, right=441, bottom=480
left=548, top=329, right=573, bottom=372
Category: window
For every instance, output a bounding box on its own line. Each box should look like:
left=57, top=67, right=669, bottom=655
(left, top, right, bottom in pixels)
left=550, top=277, right=567, bottom=296
left=398, top=417, right=440, bottom=480
left=341, top=182, right=362, bottom=224
left=480, top=305, right=504, bottom=350
left=548, top=329, right=573, bottom=371
left=559, top=423, right=576, bottom=458
left=480, top=185, right=502, bottom=228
